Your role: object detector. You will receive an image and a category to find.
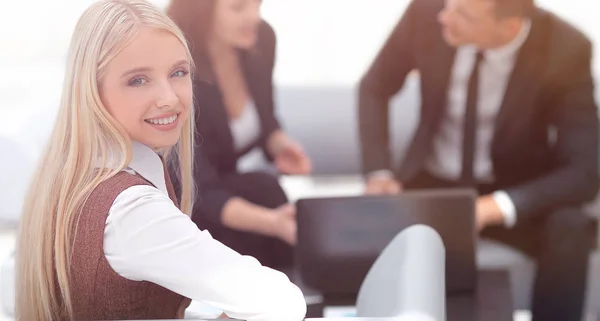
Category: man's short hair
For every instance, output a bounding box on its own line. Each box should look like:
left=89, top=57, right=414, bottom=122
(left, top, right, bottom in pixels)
left=491, top=0, right=535, bottom=18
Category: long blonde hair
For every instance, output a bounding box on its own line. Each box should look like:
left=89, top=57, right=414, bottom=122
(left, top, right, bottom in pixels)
left=15, top=1, right=195, bottom=320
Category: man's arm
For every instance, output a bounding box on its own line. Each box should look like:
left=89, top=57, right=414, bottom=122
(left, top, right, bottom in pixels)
left=506, top=40, right=600, bottom=218
left=358, top=0, right=419, bottom=175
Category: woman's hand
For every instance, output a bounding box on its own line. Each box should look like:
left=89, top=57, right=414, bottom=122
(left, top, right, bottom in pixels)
left=267, top=130, right=312, bottom=175
left=222, top=198, right=297, bottom=245
left=274, top=140, right=312, bottom=175
left=269, top=203, right=297, bottom=246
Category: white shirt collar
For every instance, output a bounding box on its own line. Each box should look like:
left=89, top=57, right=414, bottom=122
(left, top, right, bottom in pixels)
left=483, top=19, right=532, bottom=61
left=126, top=141, right=168, bottom=195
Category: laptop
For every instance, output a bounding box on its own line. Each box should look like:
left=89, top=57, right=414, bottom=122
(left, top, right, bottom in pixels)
left=295, top=188, right=477, bottom=296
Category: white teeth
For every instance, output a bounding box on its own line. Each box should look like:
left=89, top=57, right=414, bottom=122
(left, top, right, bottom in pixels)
left=147, top=114, right=177, bottom=125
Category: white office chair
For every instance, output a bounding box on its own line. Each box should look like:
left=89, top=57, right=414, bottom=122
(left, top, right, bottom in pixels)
left=0, top=136, right=35, bottom=225
left=0, top=134, right=35, bottom=316
left=0, top=102, right=58, bottom=316
left=356, top=224, right=446, bottom=321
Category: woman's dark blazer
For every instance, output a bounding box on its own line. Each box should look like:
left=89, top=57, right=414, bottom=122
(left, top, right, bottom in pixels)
left=182, top=21, right=282, bottom=224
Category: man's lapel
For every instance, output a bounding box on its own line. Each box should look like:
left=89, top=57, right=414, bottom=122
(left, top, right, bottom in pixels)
left=428, top=36, right=457, bottom=121
left=492, top=10, right=549, bottom=148
left=398, top=32, right=456, bottom=182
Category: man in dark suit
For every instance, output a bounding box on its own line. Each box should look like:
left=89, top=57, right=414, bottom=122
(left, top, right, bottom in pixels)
left=359, top=0, right=599, bottom=319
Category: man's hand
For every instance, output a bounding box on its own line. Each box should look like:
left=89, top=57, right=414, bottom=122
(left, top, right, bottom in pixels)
left=475, top=195, right=505, bottom=232
left=365, top=176, right=402, bottom=195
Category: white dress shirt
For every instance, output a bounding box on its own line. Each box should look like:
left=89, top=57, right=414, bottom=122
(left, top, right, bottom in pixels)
left=425, top=20, right=532, bottom=227
left=103, top=141, right=307, bottom=321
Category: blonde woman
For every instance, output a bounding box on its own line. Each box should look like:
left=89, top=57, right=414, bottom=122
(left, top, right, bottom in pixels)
left=15, top=0, right=306, bottom=320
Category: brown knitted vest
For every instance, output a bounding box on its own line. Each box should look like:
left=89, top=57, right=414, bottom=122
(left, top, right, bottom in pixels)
left=68, top=165, right=191, bottom=320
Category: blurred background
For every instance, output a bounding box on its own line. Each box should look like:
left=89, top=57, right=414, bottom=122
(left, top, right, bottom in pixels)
left=1, top=0, right=599, bottom=168
left=2, top=0, right=599, bottom=204
left=1, top=1, right=599, bottom=320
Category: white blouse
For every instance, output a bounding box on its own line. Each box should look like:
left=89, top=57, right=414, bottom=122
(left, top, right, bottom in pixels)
left=229, top=100, right=267, bottom=173
left=102, top=141, right=307, bottom=321
left=230, top=100, right=262, bottom=153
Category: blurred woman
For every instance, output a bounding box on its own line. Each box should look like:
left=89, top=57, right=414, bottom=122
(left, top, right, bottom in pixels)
left=167, top=0, right=312, bottom=270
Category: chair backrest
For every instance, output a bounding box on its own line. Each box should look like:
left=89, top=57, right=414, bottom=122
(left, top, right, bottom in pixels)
left=356, top=224, right=446, bottom=320
left=0, top=96, right=59, bottom=225
left=0, top=135, right=35, bottom=225
left=275, top=75, right=421, bottom=175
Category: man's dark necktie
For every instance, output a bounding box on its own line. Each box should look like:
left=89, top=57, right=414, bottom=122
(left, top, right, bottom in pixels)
left=460, top=51, right=484, bottom=185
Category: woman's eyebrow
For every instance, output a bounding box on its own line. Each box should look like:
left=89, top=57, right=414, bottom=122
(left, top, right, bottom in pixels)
left=121, top=66, right=151, bottom=79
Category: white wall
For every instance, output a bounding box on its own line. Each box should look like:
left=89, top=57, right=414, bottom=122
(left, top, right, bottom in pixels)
left=1, top=0, right=598, bottom=106
left=263, top=0, right=600, bottom=86
left=1, top=1, right=598, bottom=107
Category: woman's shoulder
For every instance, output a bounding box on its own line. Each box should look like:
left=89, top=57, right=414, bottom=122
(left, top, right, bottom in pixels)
left=258, top=20, right=276, bottom=45
left=83, top=171, right=152, bottom=215
left=256, top=20, right=277, bottom=59
left=98, top=170, right=151, bottom=190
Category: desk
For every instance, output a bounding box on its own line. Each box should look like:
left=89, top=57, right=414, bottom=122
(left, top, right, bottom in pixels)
left=128, top=270, right=511, bottom=321
left=118, top=317, right=446, bottom=321
left=295, top=270, right=513, bottom=321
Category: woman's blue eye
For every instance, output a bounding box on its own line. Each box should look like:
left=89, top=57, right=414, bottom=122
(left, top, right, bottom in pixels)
left=172, top=70, right=189, bottom=78
left=128, top=77, right=147, bottom=87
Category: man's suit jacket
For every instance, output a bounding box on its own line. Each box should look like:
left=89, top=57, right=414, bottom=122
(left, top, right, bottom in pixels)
left=170, top=21, right=281, bottom=224
left=359, top=0, right=599, bottom=219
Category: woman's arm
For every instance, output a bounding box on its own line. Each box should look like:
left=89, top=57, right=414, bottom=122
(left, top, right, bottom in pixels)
left=257, top=21, right=282, bottom=161
left=191, top=147, right=293, bottom=240
left=221, top=196, right=295, bottom=244
left=255, top=22, right=311, bottom=175
left=104, top=185, right=306, bottom=321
